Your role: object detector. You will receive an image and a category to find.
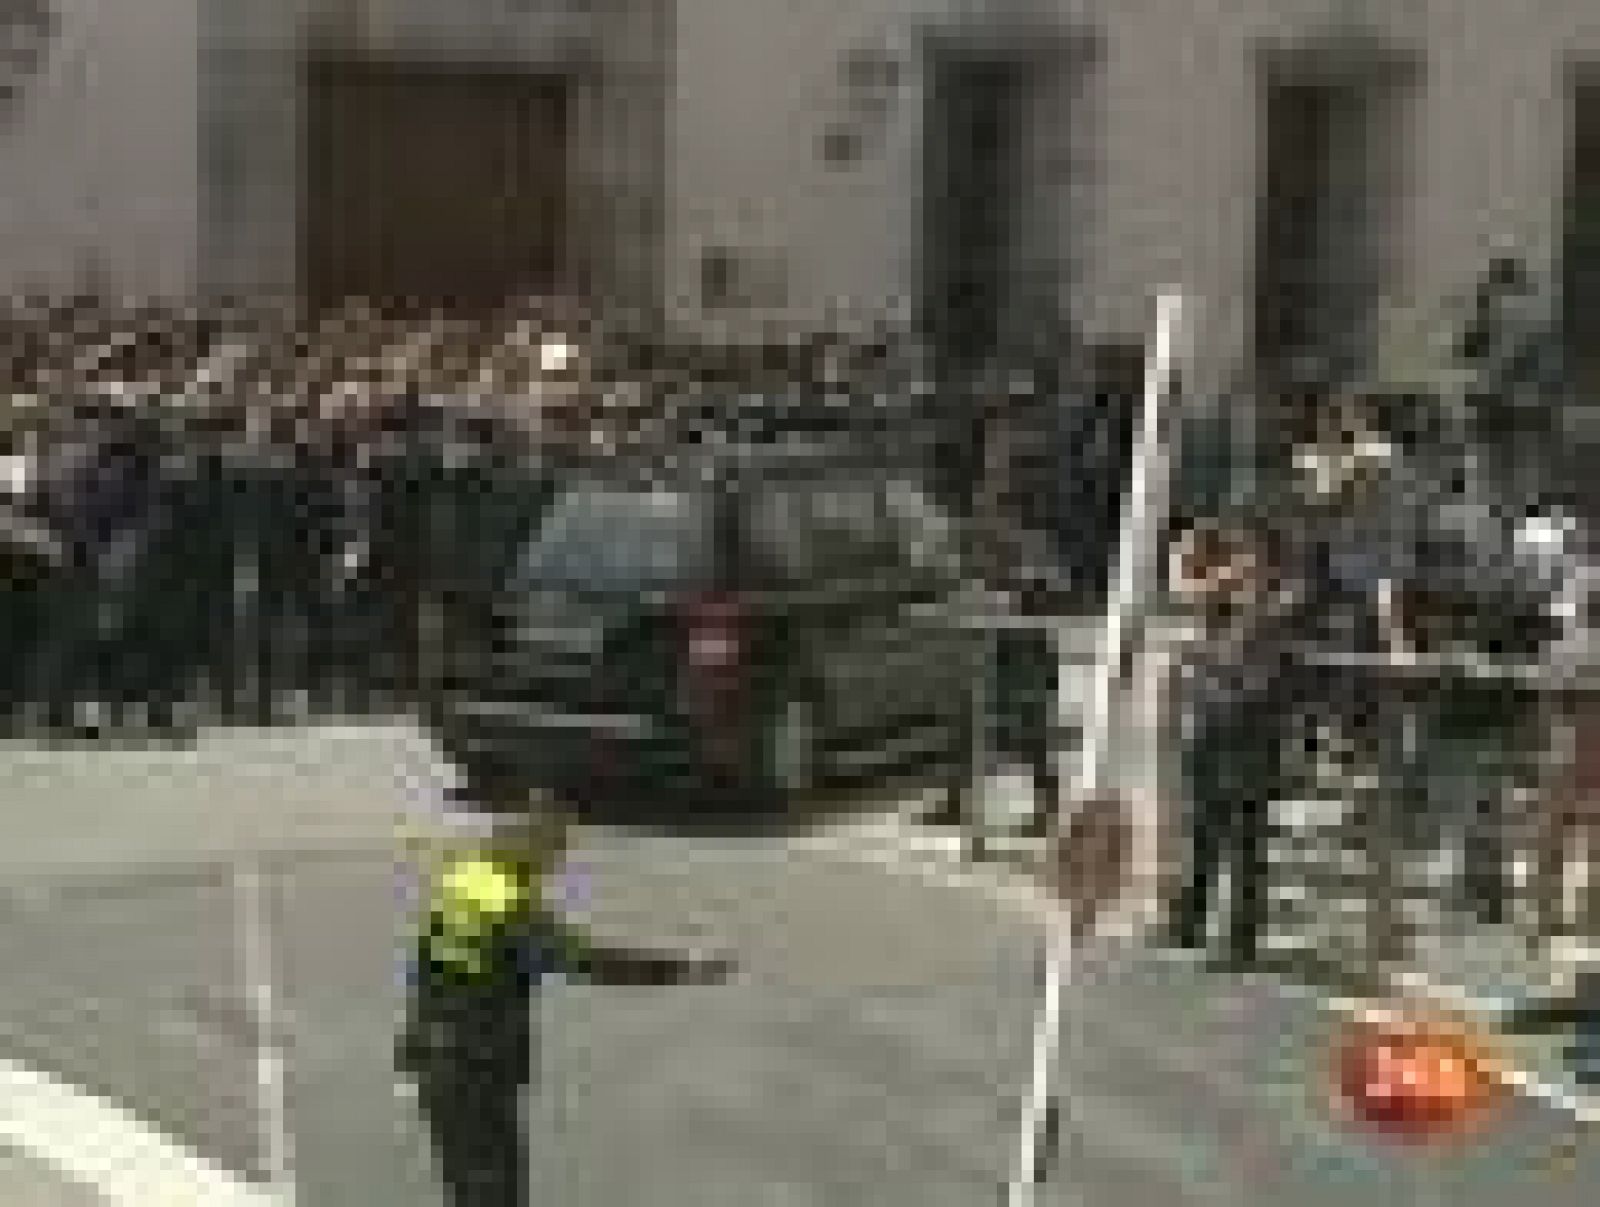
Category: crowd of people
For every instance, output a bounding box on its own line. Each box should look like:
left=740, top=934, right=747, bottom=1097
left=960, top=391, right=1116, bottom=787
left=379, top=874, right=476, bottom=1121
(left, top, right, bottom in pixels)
left=5, top=279, right=1589, bottom=951
left=1154, top=257, right=1600, bottom=974
left=0, top=293, right=605, bottom=732
left=0, top=291, right=1092, bottom=737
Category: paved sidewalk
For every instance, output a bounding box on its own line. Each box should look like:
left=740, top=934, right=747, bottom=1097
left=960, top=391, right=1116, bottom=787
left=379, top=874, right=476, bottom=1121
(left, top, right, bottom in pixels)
left=1385, top=927, right=1600, bottom=1124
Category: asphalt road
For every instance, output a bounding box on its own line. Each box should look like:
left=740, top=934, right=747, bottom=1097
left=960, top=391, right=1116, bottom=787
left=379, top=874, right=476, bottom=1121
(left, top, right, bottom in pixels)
left=4, top=722, right=1600, bottom=1205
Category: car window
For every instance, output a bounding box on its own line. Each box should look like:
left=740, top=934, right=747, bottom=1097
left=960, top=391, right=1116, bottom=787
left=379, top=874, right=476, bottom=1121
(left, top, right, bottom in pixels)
left=515, top=484, right=711, bottom=593
left=747, top=480, right=893, bottom=583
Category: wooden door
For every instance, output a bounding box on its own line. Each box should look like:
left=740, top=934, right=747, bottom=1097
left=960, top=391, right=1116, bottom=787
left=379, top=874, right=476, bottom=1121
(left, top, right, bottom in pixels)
left=1566, top=84, right=1600, bottom=400
left=920, top=56, right=1026, bottom=380
left=301, top=61, right=569, bottom=314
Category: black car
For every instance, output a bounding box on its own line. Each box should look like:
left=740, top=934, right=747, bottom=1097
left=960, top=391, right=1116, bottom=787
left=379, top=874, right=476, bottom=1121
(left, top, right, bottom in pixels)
left=426, top=440, right=982, bottom=830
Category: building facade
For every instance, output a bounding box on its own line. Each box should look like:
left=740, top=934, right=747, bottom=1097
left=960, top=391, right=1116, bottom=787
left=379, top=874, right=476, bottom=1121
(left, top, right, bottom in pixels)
left=1, top=0, right=1597, bottom=394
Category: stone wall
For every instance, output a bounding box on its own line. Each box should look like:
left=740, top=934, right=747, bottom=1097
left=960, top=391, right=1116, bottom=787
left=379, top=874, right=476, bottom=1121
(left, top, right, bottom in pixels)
left=0, top=0, right=202, bottom=298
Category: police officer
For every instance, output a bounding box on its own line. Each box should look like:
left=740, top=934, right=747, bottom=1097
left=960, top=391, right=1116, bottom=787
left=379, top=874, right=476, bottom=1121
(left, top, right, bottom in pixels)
left=396, top=764, right=734, bottom=1206
left=396, top=798, right=555, bottom=1207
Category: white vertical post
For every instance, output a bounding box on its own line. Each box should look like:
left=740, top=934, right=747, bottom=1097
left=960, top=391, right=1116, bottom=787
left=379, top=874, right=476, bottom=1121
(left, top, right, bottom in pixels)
left=1008, top=290, right=1188, bottom=1206
left=236, top=861, right=296, bottom=1205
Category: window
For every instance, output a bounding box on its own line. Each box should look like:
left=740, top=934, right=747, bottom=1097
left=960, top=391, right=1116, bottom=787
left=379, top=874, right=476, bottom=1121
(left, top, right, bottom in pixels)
left=516, top=486, right=710, bottom=593
left=748, top=481, right=891, bottom=582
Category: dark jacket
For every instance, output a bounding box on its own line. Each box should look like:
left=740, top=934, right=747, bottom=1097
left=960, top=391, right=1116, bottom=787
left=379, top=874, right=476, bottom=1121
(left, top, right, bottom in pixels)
left=1176, top=598, right=1300, bottom=740
left=397, top=914, right=548, bottom=1084
left=32, top=406, right=175, bottom=572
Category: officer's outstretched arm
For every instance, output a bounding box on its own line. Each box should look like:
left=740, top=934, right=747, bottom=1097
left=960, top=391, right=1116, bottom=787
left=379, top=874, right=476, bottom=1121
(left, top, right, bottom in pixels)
left=401, top=799, right=733, bottom=986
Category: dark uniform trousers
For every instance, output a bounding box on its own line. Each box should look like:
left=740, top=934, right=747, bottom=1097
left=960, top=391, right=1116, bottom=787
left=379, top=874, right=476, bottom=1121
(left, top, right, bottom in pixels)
left=399, top=922, right=542, bottom=1207
left=997, top=626, right=1062, bottom=830
left=1164, top=611, right=1299, bottom=960
left=1166, top=696, right=1286, bottom=962
left=419, top=1072, right=526, bottom=1207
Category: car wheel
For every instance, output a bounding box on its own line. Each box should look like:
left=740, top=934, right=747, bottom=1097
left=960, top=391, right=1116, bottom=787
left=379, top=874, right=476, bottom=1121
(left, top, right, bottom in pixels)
left=766, top=696, right=820, bottom=799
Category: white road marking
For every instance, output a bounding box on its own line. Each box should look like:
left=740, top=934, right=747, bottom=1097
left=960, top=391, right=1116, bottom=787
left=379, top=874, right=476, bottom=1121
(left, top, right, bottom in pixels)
left=234, top=865, right=296, bottom=1206
left=0, top=1058, right=280, bottom=1207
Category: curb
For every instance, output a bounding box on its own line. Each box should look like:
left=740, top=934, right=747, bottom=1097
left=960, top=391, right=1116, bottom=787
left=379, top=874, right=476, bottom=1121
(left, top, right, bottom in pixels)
left=1378, top=966, right=1600, bottom=1126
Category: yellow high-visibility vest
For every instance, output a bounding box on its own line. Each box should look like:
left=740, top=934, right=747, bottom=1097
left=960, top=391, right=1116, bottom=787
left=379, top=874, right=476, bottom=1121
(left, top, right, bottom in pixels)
left=401, top=810, right=572, bottom=979
left=427, top=857, right=528, bottom=977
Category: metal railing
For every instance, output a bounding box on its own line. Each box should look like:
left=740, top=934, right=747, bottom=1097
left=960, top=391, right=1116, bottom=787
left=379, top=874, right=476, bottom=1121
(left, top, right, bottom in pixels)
left=1264, top=645, right=1588, bottom=979
left=941, top=593, right=1098, bottom=860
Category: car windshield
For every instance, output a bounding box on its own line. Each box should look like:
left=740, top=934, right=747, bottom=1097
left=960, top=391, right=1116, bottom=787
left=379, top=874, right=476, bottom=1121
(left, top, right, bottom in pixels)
left=515, top=484, right=711, bottom=593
